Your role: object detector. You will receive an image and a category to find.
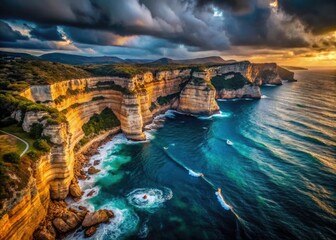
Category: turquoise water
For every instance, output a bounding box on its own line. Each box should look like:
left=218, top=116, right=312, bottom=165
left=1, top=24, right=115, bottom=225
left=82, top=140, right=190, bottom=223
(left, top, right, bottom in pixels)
left=68, top=70, right=336, bottom=240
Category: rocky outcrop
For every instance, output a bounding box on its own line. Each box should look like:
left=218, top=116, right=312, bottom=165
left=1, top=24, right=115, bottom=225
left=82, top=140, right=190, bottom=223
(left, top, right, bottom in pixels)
left=33, top=201, right=112, bottom=239
left=69, top=181, right=82, bottom=198
left=82, top=209, right=113, bottom=228
left=52, top=210, right=85, bottom=233
left=217, top=85, right=261, bottom=99
left=204, top=61, right=283, bottom=85
left=87, top=166, right=100, bottom=175
left=277, top=66, right=296, bottom=81
left=178, top=78, right=219, bottom=115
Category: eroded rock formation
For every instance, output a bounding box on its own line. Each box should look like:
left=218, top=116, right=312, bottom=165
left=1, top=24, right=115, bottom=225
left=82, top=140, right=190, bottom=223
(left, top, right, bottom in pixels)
left=0, top=61, right=294, bottom=239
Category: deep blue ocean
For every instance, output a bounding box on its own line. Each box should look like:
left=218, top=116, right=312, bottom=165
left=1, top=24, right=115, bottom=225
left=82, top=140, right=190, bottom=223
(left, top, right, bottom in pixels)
left=67, top=70, right=336, bottom=240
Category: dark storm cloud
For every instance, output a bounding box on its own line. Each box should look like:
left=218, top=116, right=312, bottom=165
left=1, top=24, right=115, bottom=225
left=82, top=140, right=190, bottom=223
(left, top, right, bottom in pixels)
left=225, top=7, right=310, bottom=48
left=195, top=0, right=253, bottom=13
left=0, top=20, right=28, bottom=42
left=278, top=0, right=336, bottom=34
left=29, top=24, right=64, bottom=41
left=0, top=0, right=230, bottom=50
left=0, top=0, right=334, bottom=55
left=0, top=38, right=76, bottom=50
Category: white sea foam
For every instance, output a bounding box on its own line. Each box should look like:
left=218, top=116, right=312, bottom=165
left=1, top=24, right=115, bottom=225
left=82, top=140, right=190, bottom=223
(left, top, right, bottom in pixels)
left=264, top=84, right=277, bottom=87
left=126, top=188, right=173, bottom=211
left=218, top=98, right=254, bottom=102
left=198, top=111, right=232, bottom=120
left=65, top=205, right=139, bottom=240
left=215, top=192, right=231, bottom=211
left=261, top=95, right=268, bottom=99
left=165, top=110, right=177, bottom=118
left=138, top=222, right=149, bottom=238
left=188, top=169, right=203, bottom=177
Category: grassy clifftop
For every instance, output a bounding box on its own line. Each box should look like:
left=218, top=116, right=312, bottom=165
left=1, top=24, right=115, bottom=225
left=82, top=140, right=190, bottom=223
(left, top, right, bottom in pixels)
left=82, top=63, right=205, bottom=78
left=0, top=59, right=92, bottom=92
left=0, top=58, right=213, bottom=92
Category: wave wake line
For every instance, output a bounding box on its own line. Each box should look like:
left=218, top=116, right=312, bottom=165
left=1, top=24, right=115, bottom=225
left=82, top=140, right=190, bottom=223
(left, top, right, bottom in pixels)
left=159, top=143, right=232, bottom=212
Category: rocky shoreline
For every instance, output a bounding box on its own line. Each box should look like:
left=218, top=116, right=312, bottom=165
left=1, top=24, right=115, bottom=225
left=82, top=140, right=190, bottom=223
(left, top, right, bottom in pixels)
left=34, top=129, right=120, bottom=240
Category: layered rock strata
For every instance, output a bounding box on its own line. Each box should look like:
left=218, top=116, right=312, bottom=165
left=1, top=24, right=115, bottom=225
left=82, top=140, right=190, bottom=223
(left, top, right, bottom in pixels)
left=216, top=85, right=261, bottom=99
left=0, top=62, right=293, bottom=239
left=178, top=78, right=219, bottom=115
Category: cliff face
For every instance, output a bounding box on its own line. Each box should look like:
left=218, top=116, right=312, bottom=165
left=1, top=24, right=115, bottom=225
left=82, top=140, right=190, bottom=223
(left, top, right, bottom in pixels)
left=1, top=62, right=294, bottom=239
left=216, top=85, right=261, bottom=99
left=251, top=63, right=282, bottom=85
left=204, top=61, right=283, bottom=86
left=178, top=78, right=219, bottom=115
left=277, top=66, right=296, bottom=81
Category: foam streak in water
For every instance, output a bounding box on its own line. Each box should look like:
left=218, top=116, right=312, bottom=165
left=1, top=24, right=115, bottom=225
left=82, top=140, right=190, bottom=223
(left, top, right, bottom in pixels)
left=188, top=169, right=203, bottom=177
left=198, top=111, right=232, bottom=120
left=215, top=190, right=231, bottom=211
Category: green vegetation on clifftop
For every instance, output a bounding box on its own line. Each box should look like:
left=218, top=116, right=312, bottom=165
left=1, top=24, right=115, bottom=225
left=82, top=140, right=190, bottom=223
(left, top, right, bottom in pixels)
left=0, top=59, right=92, bottom=91
left=0, top=92, right=66, bottom=125
left=211, top=72, right=249, bottom=90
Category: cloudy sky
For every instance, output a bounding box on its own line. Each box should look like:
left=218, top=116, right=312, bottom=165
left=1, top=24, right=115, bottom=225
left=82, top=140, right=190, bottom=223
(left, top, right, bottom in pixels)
left=0, top=0, right=335, bottom=66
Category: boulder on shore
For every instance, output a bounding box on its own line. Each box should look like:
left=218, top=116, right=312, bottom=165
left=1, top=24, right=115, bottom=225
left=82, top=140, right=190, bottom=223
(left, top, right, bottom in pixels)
left=52, top=211, right=86, bottom=233
left=33, top=223, right=56, bottom=240
left=69, top=181, right=82, bottom=198
left=82, top=209, right=114, bottom=228
left=87, top=189, right=96, bottom=197
left=85, top=226, right=97, bottom=237
left=88, top=166, right=100, bottom=175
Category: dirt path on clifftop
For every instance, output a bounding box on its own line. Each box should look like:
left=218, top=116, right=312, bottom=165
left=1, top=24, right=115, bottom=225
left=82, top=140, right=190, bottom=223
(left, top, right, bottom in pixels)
left=0, top=130, right=29, bottom=157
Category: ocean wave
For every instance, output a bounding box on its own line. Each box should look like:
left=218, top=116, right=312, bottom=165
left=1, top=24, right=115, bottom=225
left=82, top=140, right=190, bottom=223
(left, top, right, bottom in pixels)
left=66, top=204, right=140, bottom=240
left=261, top=95, right=268, bottom=99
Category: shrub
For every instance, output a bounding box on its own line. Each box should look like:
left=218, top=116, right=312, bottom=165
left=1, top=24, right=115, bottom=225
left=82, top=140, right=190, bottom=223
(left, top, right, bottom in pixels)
left=82, top=108, right=120, bottom=136
left=27, top=150, right=41, bottom=161
left=3, top=152, right=20, bottom=164
left=33, top=139, right=51, bottom=152
left=211, top=72, right=248, bottom=90
left=0, top=92, right=66, bottom=125
left=29, top=123, right=44, bottom=139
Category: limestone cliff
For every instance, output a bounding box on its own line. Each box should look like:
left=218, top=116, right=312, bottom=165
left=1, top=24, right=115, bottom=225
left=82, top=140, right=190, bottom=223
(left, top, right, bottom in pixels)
left=0, top=62, right=295, bottom=239
left=216, top=85, right=261, bottom=99
left=204, top=61, right=283, bottom=85
left=277, top=66, right=297, bottom=82
left=178, top=78, right=219, bottom=115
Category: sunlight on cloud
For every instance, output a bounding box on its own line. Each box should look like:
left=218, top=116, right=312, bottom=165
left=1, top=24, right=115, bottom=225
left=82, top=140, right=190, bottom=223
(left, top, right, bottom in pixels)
left=270, top=0, right=278, bottom=10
